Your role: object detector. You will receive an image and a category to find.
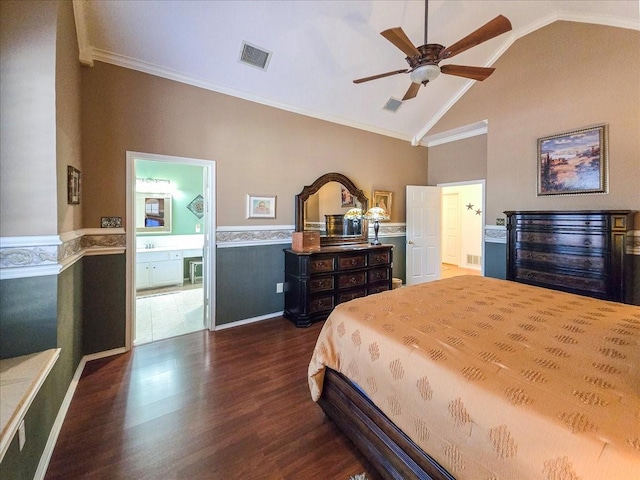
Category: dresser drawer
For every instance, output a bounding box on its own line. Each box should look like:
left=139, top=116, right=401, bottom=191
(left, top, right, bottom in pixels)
left=516, top=231, right=605, bottom=249
left=338, top=254, right=367, bottom=270
left=369, top=250, right=391, bottom=266
left=368, top=267, right=390, bottom=282
left=516, top=216, right=608, bottom=230
left=368, top=283, right=390, bottom=295
left=337, top=289, right=367, bottom=304
left=515, top=267, right=606, bottom=295
left=337, top=271, right=367, bottom=289
left=310, top=256, right=336, bottom=273
left=309, top=295, right=335, bottom=314
left=309, top=276, right=334, bottom=292
left=516, top=249, right=606, bottom=271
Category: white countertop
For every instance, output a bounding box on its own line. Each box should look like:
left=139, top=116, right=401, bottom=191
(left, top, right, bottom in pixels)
left=0, top=348, right=60, bottom=461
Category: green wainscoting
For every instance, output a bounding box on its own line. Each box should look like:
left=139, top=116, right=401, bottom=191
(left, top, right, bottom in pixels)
left=0, top=262, right=83, bottom=479
left=0, top=276, right=58, bottom=359
left=215, top=244, right=288, bottom=325
left=484, top=242, right=507, bottom=279
left=82, top=254, right=127, bottom=354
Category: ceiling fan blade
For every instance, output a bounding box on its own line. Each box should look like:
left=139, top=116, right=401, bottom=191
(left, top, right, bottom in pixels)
left=440, top=15, right=512, bottom=60
left=402, top=82, right=422, bottom=101
left=353, top=69, right=409, bottom=84
left=381, top=27, right=421, bottom=57
left=441, top=64, right=495, bottom=81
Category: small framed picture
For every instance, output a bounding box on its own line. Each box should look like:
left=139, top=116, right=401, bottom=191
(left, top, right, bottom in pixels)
left=537, top=124, right=608, bottom=196
left=372, top=190, right=392, bottom=215
left=67, top=166, right=81, bottom=204
left=247, top=194, right=276, bottom=219
left=101, top=217, right=122, bottom=228
left=341, top=185, right=355, bottom=207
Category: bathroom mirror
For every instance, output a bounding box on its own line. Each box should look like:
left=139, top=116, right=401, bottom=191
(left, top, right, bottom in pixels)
left=136, top=192, right=172, bottom=233
left=295, top=173, right=368, bottom=246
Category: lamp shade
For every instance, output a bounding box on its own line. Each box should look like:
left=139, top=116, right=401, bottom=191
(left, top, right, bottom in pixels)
left=343, top=208, right=362, bottom=219
left=363, top=206, right=390, bottom=221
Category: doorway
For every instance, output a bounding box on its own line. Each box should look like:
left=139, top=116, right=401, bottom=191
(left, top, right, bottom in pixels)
left=405, top=181, right=484, bottom=285
left=125, top=152, right=216, bottom=350
left=440, top=181, right=484, bottom=277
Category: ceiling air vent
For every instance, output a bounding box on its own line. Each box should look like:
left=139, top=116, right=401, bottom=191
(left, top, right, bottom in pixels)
left=383, top=97, right=403, bottom=113
left=239, top=41, right=272, bottom=71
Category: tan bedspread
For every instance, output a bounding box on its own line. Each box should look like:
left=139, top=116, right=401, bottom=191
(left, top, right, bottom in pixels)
left=308, top=276, right=640, bottom=480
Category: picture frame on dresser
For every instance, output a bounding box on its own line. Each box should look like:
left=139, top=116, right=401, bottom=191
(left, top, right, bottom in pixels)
left=537, top=124, right=608, bottom=196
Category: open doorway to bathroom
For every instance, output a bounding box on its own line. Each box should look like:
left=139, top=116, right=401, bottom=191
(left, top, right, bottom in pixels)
left=126, top=152, right=216, bottom=349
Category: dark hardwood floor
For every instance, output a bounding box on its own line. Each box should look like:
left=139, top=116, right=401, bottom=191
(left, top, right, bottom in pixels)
left=45, top=317, right=379, bottom=480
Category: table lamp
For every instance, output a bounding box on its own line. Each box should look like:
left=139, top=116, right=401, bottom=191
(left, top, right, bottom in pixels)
left=363, top=206, right=389, bottom=245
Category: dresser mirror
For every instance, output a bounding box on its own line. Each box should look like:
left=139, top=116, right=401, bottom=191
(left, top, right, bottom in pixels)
left=295, top=172, right=368, bottom=245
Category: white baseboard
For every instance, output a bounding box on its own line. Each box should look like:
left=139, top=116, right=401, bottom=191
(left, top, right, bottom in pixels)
left=34, top=347, right=126, bottom=480
left=213, top=311, right=283, bottom=331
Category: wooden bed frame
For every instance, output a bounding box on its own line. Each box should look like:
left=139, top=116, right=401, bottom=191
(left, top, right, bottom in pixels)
left=317, top=368, right=455, bottom=480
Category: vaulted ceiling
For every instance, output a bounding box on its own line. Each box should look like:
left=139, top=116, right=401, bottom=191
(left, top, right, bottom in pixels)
left=73, top=1, right=639, bottom=145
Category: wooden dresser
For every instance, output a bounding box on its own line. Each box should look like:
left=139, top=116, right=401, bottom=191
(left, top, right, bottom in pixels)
left=505, top=210, right=635, bottom=303
left=284, top=244, right=393, bottom=327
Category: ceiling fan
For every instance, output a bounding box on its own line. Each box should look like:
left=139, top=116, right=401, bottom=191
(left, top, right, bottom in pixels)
left=354, top=0, right=512, bottom=100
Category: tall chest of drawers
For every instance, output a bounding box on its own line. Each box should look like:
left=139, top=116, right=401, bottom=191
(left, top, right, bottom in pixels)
left=284, top=244, right=393, bottom=327
left=505, top=210, right=635, bottom=303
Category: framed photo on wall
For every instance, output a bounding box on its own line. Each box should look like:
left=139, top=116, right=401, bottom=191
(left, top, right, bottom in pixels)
left=372, top=190, right=392, bottom=216
left=67, top=166, right=81, bottom=204
left=247, top=194, right=276, bottom=219
left=537, top=124, right=608, bottom=196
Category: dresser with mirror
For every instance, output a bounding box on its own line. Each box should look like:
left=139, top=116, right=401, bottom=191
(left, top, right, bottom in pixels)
left=284, top=173, right=393, bottom=327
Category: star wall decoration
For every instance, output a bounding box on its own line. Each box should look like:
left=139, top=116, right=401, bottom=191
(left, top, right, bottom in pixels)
left=466, top=203, right=474, bottom=210
left=475, top=209, right=482, bottom=215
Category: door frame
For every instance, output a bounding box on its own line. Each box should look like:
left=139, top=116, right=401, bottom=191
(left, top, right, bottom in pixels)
left=125, top=151, right=216, bottom=351
left=437, top=179, right=486, bottom=276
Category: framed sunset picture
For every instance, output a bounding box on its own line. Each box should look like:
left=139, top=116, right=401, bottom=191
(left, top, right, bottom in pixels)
left=537, top=124, right=608, bottom=196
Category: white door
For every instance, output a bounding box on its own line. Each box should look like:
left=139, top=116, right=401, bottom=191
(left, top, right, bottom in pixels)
left=442, top=193, right=460, bottom=266
left=406, top=186, right=442, bottom=285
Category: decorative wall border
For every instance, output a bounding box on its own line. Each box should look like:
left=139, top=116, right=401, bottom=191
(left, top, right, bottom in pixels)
left=628, top=230, right=640, bottom=255
left=484, top=225, right=507, bottom=244
left=3, top=226, right=636, bottom=279
left=1, top=229, right=126, bottom=280
left=216, top=225, right=294, bottom=248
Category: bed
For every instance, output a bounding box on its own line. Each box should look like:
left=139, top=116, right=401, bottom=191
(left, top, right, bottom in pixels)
left=308, top=276, right=640, bottom=479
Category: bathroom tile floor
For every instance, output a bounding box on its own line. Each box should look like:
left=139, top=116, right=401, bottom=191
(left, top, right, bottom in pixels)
left=135, top=284, right=205, bottom=345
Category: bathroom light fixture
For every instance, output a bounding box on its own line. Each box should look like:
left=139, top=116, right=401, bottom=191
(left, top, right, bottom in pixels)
left=363, top=206, right=390, bottom=245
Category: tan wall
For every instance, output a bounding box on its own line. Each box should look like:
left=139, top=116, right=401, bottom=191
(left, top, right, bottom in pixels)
left=56, top=0, right=83, bottom=234
left=427, top=134, right=487, bottom=185
left=427, top=22, right=640, bottom=221
left=80, top=62, right=427, bottom=228
left=0, top=0, right=59, bottom=236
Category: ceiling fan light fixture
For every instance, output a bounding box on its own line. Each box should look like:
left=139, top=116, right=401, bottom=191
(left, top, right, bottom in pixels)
left=410, top=63, right=440, bottom=84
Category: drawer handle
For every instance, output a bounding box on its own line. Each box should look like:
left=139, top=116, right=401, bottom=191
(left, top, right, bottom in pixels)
left=583, top=239, right=592, bottom=246
left=350, top=259, right=358, bottom=265
left=526, top=253, right=534, bottom=259
left=349, top=276, right=357, bottom=284
left=526, top=272, right=535, bottom=279
left=584, top=260, right=592, bottom=267
left=584, top=221, right=591, bottom=225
